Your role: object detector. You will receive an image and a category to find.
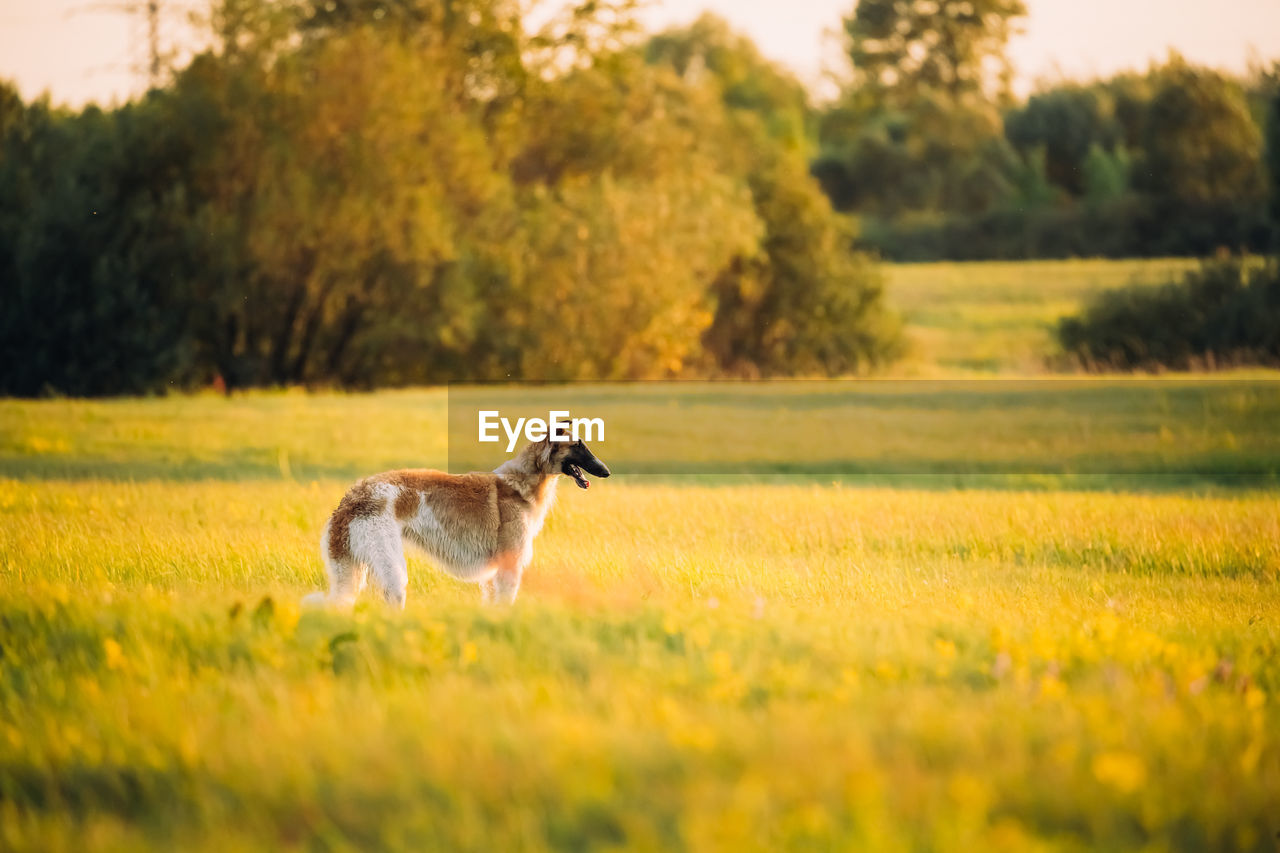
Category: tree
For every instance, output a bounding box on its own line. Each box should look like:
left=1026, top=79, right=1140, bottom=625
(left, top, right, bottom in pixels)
left=507, top=55, right=763, bottom=378
left=1004, top=86, right=1121, bottom=196
left=642, top=20, right=901, bottom=374
left=1265, top=71, right=1280, bottom=246
left=644, top=13, right=812, bottom=149
left=703, top=137, right=902, bottom=375
left=0, top=95, right=199, bottom=395
left=1141, top=56, right=1264, bottom=207
left=841, top=0, right=1027, bottom=111
left=1081, top=144, right=1130, bottom=205
left=817, top=0, right=1027, bottom=216
left=1, top=0, right=904, bottom=393
left=175, top=0, right=527, bottom=388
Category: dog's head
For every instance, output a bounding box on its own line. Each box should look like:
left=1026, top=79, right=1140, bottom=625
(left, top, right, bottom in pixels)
left=535, top=437, right=610, bottom=489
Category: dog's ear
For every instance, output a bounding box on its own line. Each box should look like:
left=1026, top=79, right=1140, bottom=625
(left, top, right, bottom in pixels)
left=534, top=436, right=557, bottom=471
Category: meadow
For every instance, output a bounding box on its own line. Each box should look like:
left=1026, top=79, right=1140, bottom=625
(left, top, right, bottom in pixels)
left=885, top=258, right=1201, bottom=373
left=3, top=381, right=1279, bottom=850
left=2, top=259, right=1279, bottom=851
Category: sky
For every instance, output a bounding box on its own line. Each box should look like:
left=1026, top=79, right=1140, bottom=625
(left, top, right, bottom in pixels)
left=2, top=0, right=1279, bottom=107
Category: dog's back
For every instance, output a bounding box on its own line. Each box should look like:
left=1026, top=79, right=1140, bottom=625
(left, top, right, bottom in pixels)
left=305, top=437, right=608, bottom=608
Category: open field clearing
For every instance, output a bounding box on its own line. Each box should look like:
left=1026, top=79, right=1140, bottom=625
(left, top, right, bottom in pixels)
left=2, top=383, right=1279, bottom=850
left=6, top=378, right=1280, bottom=488
left=885, top=259, right=1202, bottom=374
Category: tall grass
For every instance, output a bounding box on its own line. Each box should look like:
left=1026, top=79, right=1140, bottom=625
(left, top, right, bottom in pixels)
left=1, top=382, right=1278, bottom=849
left=886, top=259, right=1201, bottom=373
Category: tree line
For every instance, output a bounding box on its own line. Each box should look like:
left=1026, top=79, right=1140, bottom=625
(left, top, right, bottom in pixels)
left=0, top=0, right=900, bottom=395
left=3, top=0, right=1279, bottom=394
left=814, top=0, right=1280, bottom=259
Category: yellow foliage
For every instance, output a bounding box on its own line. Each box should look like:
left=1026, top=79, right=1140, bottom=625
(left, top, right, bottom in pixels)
left=1092, top=751, right=1148, bottom=794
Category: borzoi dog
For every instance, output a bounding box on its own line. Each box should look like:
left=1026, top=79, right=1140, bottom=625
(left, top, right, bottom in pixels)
left=303, top=437, right=609, bottom=608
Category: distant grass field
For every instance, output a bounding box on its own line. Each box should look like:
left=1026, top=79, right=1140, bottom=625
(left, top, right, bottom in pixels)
left=7, top=380, right=1280, bottom=488
left=2, top=385, right=1278, bottom=850
left=885, top=259, right=1201, bottom=374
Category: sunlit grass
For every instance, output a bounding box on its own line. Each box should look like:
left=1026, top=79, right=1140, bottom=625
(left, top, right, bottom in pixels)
left=1, top=388, right=1278, bottom=850
left=886, top=258, right=1201, bottom=373
left=7, top=381, right=1280, bottom=489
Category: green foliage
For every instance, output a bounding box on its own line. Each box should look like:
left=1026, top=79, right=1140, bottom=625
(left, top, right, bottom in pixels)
left=815, top=101, right=1020, bottom=216
left=704, top=144, right=902, bottom=375
left=639, top=17, right=900, bottom=375
left=1081, top=144, right=1131, bottom=205
left=1004, top=85, right=1122, bottom=196
left=857, top=200, right=1273, bottom=261
left=0, top=93, right=200, bottom=396
left=885, top=258, right=1201, bottom=373
left=857, top=55, right=1275, bottom=262
left=0, top=1, right=900, bottom=395
left=1266, top=76, right=1280, bottom=246
left=817, top=32, right=1273, bottom=259
left=1141, top=57, right=1264, bottom=206
left=644, top=13, right=813, bottom=150
left=1058, top=258, right=1280, bottom=370
left=1006, top=146, right=1060, bottom=209
left=841, top=0, right=1027, bottom=109
left=817, top=0, right=1027, bottom=217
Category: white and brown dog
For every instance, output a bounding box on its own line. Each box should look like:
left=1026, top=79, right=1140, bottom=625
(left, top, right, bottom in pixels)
left=304, top=437, right=610, bottom=608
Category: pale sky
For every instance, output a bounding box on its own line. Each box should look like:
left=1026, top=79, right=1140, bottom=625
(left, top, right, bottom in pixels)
left=2, top=0, right=1279, bottom=107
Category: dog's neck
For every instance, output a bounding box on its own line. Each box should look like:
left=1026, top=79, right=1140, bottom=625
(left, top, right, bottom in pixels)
left=493, top=444, right=559, bottom=510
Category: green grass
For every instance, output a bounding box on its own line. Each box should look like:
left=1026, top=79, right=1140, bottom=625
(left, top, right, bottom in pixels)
left=445, top=379, right=1280, bottom=488
left=8, top=380, right=1280, bottom=489
left=885, top=259, right=1201, bottom=374
left=2, top=385, right=1279, bottom=850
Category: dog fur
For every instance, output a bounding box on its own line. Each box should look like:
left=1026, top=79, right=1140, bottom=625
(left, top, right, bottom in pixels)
left=303, top=437, right=609, bottom=608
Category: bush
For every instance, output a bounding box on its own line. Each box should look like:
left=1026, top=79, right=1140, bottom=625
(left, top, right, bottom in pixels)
left=855, top=198, right=1272, bottom=261
left=0, top=6, right=902, bottom=396
left=1056, top=258, right=1280, bottom=370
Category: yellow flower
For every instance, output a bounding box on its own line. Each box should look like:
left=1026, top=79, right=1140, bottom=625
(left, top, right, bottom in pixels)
left=460, top=641, right=478, bottom=665
left=103, top=638, right=126, bottom=671
left=274, top=601, right=300, bottom=636
left=1038, top=675, right=1068, bottom=700
left=1095, top=611, right=1120, bottom=644
left=710, top=650, right=733, bottom=678
left=1092, top=751, right=1146, bottom=794
left=1240, top=740, right=1263, bottom=774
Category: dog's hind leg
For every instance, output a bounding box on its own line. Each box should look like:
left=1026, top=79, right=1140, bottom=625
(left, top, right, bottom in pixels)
left=308, top=521, right=368, bottom=608
left=320, top=560, right=367, bottom=608
left=350, top=516, right=408, bottom=609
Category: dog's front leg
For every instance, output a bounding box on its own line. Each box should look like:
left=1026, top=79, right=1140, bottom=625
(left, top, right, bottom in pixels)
left=484, top=551, right=524, bottom=605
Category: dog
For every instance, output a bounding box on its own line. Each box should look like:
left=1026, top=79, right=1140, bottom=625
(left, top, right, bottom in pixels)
left=303, top=437, right=610, bottom=608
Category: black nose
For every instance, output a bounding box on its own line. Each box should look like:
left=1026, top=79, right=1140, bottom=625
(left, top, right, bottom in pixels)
left=589, top=460, right=611, bottom=478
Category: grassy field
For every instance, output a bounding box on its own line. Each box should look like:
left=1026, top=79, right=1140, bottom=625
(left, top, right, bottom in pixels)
left=885, top=259, right=1201, bottom=374
left=2, top=381, right=1279, bottom=851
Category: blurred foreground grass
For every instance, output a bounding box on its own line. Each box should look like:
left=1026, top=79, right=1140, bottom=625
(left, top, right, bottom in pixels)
left=1, top=385, right=1278, bottom=850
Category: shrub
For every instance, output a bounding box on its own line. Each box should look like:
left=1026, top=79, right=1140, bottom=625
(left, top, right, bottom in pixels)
left=1056, top=258, right=1280, bottom=370
left=855, top=198, right=1272, bottom=261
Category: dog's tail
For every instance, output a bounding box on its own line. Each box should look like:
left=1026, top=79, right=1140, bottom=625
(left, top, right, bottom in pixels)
left=301, top=591, right=328, bottom=608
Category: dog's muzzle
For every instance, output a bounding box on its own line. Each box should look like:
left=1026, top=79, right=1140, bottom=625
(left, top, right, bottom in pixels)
left=563, top=454, right=610, bottom=490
